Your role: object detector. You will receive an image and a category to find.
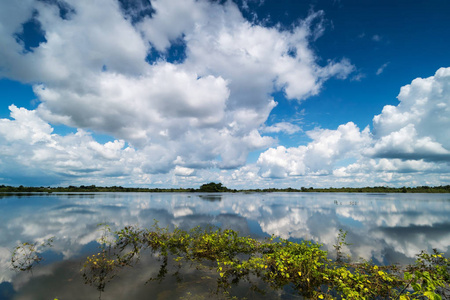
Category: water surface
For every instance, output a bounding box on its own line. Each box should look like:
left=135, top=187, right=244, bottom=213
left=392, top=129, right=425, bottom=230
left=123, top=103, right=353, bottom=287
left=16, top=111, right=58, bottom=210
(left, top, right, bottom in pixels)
left=1, top=192, right=449, bottom=299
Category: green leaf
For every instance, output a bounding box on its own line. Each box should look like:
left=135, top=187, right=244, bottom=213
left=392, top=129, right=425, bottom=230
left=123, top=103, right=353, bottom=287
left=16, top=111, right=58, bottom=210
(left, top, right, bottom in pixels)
left=411, top=282, right=421, bottom=292
left=404, top=272, right=412, bottom=280
left=423, top=291, right=439, bottom=300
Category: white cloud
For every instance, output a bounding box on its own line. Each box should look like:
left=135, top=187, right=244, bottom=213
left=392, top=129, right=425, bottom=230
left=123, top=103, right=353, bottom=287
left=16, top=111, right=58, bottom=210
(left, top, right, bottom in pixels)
left=376, top=62, right=389, bottom=75
left=371, top=67, right=450, bottom=161
left=351, top=72, right=366, bottom=82
left=257, top=122, right=371, bottom=178
left=0, top=0, right=355, bottom=183
left=174, top=166, right=196, bottom=177
left=0, top=105, right=53, bottom=145
left=34, top=63, right=230, bottom=147
left=369, top=124, right=450, bottom=160
left=262, top=122, right=301, bottom=134
left=0, top=0, right=148, bottom=83
left=137, top=0, right=207, bottom=52
left=2, top=0, right=448, bottom=188
left=183, top=7, right=353, bottom=103
left=0, top=106, right=139, bottom=182
left=253, top=67, right=450, bottom=186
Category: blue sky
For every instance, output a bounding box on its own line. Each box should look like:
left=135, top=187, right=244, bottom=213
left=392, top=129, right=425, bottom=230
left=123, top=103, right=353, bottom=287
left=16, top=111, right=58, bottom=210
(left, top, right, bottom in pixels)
left=0, top=0, right=449, bottom=188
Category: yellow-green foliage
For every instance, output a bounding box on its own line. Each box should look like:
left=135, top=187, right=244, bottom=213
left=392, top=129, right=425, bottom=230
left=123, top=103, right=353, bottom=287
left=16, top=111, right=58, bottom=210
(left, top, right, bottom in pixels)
left=12, top=224, right=447, bottom=298
left=79, top=224, right=449, bottom=299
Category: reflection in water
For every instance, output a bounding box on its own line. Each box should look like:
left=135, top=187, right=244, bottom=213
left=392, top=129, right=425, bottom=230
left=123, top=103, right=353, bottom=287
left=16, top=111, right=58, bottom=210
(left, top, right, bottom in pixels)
left=198, top=194, right=223, bottom=201
left=0, top=192, right=449, bottom=299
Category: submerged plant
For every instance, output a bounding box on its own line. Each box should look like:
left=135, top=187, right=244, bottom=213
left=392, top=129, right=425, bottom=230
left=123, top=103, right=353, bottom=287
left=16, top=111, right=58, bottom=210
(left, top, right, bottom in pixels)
left=80, top=223, right=450, bottom=299
left=11, top=224, right=449, bottom=299
left=81, top=223, right=123, bottom=298
left=11, top=237, right=54, bottom=273
left=333, top=229, right=352, bottom=263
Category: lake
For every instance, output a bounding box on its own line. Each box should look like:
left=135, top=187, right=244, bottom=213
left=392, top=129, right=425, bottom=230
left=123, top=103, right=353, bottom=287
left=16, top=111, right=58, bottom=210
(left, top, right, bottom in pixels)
left=0, top=192, right=449, bottom=299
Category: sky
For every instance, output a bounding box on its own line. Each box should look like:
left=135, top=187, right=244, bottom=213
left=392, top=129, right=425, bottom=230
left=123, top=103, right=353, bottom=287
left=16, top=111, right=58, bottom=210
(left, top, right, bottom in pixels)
left=0, top=0, right=449, bottom=188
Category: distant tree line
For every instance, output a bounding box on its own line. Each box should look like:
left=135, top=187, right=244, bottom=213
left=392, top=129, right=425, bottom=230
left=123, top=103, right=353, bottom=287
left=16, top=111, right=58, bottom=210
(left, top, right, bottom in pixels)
left=0, top=184, right=196, bottom=193
left=1, top=183, right=450, bottom=193
left=243, top=185, right=450, bottom=193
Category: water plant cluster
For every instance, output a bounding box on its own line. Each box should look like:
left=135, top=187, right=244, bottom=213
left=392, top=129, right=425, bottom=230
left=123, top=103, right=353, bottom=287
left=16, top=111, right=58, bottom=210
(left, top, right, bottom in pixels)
left=77, top=223, right=449, bottom=300
left=10, top=223, right=449, bottom=299
left=10, top=237, right=54, bottom=273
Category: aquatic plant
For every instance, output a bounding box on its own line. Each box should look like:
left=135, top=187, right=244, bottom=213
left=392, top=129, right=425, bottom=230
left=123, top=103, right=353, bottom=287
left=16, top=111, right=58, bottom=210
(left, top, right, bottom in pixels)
left=10, top=224, right=449, bottom=299
left=10, top=237, right=53, bottom=273
left=79, top=223, right=449, bottom=299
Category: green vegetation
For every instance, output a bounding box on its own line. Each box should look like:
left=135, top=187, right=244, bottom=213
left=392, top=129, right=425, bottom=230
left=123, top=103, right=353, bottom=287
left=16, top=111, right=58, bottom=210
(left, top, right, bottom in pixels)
left=241, top=185, right=450, bottom=193
left=11, top=224, right=450, bottom=299
left=0, top=184, right=197, bottom=193
left=198, top=182, right=230, bottom=192
left=79, top=224, right=448, bottom=299
left=10, top=237, right=54, bottom=273
left=1, top=183, right=450, bottom=193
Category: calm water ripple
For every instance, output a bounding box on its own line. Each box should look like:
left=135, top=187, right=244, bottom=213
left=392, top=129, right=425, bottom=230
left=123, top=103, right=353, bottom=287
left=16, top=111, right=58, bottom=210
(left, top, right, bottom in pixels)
left=0, top=192, right=449, bottom=299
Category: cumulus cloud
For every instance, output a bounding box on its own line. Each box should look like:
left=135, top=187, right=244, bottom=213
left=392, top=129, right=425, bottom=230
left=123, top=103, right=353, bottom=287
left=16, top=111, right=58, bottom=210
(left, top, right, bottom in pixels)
left=0, top=0, right=148, bottom=82
left=257, top=122, right=371, bottom=178
left=34, top=63, right=230, bottom=147
left=2, top=0, right=448, bottom=188
left=0, top=105, right=138, bottom=182
left=369, top=125, right=450, bottom=160
left=0, top=0, right=355, bottom=183
left=174, top=166, right=196, bottom=177
left=254, top=67, right=450, bottom=186
left=137, top=0, right=206, bottom=52
left=371, top=67, right=450, bottom=161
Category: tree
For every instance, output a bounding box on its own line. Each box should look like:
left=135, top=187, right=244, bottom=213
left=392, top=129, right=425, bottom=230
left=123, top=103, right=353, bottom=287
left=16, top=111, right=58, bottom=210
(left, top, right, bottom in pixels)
left=198, top=182, right=228, bottom=192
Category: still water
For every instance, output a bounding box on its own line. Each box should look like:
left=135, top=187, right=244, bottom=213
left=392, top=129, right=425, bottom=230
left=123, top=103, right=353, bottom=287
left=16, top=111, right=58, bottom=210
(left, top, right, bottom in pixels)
left=0, top=192, right=449, bottom=299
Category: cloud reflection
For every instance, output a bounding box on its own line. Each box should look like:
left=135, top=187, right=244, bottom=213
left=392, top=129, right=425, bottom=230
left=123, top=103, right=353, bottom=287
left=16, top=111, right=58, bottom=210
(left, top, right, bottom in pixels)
left=0, top=192, right=449, bottom=297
